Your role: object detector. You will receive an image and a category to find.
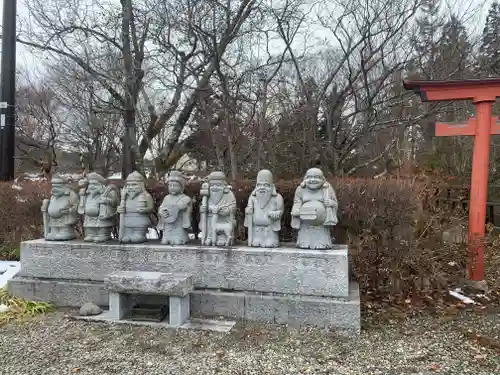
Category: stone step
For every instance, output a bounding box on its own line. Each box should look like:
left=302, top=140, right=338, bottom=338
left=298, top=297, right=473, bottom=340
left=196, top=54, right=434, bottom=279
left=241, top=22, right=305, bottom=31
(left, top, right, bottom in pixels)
left=8, top=277, right=360, bottom=333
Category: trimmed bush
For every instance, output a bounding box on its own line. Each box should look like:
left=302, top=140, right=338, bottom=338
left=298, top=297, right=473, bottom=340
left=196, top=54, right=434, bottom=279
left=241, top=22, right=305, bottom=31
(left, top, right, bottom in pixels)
left=0, top=178, right=467, bottom=300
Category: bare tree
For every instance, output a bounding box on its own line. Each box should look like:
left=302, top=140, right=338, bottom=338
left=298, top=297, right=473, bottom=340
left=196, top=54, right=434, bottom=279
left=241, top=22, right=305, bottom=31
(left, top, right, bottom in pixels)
left=16, top=78, right=60, bottom=177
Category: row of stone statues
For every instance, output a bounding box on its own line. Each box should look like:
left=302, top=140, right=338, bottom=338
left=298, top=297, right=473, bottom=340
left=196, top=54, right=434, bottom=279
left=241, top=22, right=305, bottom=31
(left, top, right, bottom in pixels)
left=41, top=168, right=339, bottom=249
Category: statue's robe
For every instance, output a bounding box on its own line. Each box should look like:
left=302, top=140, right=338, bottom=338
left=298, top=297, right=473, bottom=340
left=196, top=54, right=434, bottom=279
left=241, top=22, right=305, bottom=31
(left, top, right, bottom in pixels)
left=244, top=192, right=284, bottom=247
left=157, top=193, right=192, bottom=243
left=206, top=190, right=236, bottom=243
left=291, top=182, right=338, bottom=249
left=47, top=191, right=79, bottom=228
left=82, top=187, right=119, bottom=228
left=123, top=191, right=154, bottom=228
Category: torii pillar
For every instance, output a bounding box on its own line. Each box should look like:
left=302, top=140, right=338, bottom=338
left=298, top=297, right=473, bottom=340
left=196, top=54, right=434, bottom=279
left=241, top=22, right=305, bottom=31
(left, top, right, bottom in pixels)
left=404, top=78, right=500, bottom=283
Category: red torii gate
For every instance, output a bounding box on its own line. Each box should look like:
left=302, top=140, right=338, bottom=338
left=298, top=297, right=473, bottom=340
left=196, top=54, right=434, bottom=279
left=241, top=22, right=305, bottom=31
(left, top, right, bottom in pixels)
left=404, top=78, right=500, bottom=283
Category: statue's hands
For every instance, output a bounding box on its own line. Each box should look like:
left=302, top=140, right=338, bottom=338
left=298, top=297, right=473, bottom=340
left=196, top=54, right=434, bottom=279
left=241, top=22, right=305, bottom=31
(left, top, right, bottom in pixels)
left=268, top=211, right=281, bottom=220
left=99, top=197, right=110, bottom=204
left=160, top=208, right=169, bottom=217
left=117, top=205, right=125, bottom=214
left=218, top=206, right=230, bottom=215
left=200, top=204, right=207, bottom=212
left=208, top=204, right=218, bottom=214
left=60, top=207, right=70, bottom=214
left=324, top=199, right=336, bottom=208
left=245, top=207, right=253, bottom=215
left=78, top=188, right=86, bottom=197
left=291, top=208, right=300, bottom=216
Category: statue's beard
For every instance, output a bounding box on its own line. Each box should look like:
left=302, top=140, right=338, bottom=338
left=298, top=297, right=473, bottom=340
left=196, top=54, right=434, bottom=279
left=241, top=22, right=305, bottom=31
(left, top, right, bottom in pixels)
left=256, top=190, right=272, bottom=207
left=210, top=190, right=223, bottom=203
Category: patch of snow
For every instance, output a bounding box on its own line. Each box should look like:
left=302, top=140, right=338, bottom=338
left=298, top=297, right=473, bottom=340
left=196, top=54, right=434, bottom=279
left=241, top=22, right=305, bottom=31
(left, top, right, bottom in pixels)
left=449, top=289, right=475, bottom=304
left=0, top=261, right=21, bottom=289
left=0, top=304, right=9, bottom=313
left=147, top=228, right=159, bottom=240
left=11, top=184, right=23, bottom=191
left=108, top=173, right=122, bottom=180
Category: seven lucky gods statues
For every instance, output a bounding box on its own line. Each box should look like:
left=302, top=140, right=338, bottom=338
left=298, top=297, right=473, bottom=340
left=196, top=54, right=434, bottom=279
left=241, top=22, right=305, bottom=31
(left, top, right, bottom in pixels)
left=41, top=168, right=339, bottom=249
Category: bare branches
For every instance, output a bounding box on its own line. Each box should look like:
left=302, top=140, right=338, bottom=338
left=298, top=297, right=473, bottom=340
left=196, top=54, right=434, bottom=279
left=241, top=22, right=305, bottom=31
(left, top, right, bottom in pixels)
left=15, top=0, right=484, bottom=178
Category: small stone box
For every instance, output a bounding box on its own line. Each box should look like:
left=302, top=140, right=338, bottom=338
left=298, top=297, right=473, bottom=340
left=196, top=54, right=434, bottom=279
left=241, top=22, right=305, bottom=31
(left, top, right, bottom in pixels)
left=104, top=271, right=193, bottom=326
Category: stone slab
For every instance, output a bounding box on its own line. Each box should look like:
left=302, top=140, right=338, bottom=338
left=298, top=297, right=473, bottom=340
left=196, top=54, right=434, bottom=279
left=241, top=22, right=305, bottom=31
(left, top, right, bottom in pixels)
left=18, top=239, right=349, bottom=297
left=75, top=313, right=236, bottom=333
left=105, top=271, right=193, bottom=296
left=8, top=277, right=360, bottom=333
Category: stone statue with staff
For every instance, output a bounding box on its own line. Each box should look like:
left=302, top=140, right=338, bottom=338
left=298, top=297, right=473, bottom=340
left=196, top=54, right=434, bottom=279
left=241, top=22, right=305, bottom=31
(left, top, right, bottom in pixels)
left=117, top=171, right=154, bottom=243
left=199, top=171, right=236, bottom=246
left=77, top=172, right=119, bottom=242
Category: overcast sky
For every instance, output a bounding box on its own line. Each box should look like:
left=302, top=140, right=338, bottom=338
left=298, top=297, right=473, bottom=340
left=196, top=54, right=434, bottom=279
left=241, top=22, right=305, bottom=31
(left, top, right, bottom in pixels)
left=0, top=0, right=495, bottom=70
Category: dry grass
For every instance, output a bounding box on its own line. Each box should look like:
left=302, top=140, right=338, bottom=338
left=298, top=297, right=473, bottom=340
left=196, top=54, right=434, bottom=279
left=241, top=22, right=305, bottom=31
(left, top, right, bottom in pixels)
left=0, top=287, right=54, bottom=327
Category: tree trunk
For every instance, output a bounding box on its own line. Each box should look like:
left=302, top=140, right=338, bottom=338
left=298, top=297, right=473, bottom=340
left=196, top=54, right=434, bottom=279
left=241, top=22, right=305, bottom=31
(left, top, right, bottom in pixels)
left=121, top=108, right=136, bottom=178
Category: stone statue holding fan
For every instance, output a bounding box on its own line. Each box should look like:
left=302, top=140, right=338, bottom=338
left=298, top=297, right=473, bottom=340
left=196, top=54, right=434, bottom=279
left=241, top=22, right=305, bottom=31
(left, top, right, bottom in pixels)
left=291, top=168, right=338, bottom=249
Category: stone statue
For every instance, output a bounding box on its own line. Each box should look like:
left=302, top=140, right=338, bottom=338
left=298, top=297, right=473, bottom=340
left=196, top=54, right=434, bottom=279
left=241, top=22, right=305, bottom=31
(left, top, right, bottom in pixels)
left=244, top=169, right=284, bottom=247
left=77, top=172, right=120, bottom=242
left=291, top=168, right=338, bottom=249
left=41, top=175, right=79, bottom=241
left=117, top=171, right=154, bottom=243
left=200, top=171, right=236, bottom=246
left=157, top=171, right=193, bottom=245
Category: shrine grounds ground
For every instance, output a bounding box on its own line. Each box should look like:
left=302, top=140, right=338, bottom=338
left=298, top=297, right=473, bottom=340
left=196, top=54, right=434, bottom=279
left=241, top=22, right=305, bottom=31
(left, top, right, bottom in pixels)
left=0, top=308, right=499, bottom=375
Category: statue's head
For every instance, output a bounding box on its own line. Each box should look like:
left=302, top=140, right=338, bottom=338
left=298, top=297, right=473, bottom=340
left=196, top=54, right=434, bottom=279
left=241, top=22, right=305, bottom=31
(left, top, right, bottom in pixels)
left=303, top=168, right=325, bottom=191
left=87, top=172, right=106, bottom=196
left=207, top=171, right=227, bottom=194
left=125, top=171, right=145, bottom=197
left=51, top=175, right=68, bottom=197
left=167, top=170, right=185, bottom=195
left=255, top=169, right=276, bottom=198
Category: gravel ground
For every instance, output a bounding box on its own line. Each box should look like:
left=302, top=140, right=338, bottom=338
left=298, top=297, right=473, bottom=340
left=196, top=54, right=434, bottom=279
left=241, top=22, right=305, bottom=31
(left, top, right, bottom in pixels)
left=0, top=310, right=499, bottom=375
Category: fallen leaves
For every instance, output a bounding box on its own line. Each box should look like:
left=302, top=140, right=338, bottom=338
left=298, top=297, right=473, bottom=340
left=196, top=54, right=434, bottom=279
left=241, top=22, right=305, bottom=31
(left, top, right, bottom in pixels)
left=429, top=363, right=441, bottom=372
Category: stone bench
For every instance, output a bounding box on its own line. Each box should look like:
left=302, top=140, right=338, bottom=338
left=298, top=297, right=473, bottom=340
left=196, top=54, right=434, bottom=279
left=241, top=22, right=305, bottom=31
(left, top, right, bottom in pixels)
left=104, top=271, right=193, bottom=326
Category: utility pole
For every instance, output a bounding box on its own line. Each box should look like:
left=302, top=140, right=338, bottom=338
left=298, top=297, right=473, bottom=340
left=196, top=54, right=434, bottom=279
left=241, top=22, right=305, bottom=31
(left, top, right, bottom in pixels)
left=0, top=0, right=17, bottom=181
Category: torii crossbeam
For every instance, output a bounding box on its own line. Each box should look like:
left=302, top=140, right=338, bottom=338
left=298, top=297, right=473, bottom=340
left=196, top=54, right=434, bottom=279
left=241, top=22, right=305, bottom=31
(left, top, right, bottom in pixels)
left=404, top=78, right=500, bottom=283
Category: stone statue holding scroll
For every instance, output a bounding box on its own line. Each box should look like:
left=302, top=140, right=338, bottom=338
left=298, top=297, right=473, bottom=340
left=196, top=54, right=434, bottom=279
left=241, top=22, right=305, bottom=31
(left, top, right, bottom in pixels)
left=200, top=171, right=236, bottom=246
left=41, top=174, right=79, bottom=241
left=244, top=169, right=284, bottom=247
left=291, top=168, right=338, bottom=249
left=78, top=172, right=119, bottom=242
left=117, top=171, right=154, bottom=243
left=157, top=171, right=193, bottom=245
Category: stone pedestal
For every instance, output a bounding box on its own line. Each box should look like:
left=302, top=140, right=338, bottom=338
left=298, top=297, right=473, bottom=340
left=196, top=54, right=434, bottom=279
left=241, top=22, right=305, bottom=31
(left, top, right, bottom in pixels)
left=8, top=239, right=360, bottom=333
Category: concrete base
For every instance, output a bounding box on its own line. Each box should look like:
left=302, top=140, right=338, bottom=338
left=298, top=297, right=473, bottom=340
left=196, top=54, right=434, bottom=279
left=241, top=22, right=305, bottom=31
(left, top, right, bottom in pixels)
left=8, top=277, right=361, bottom=333
left=75, top=312, right=236, bottom=333
left=18, top=239, right=350, bottom=297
